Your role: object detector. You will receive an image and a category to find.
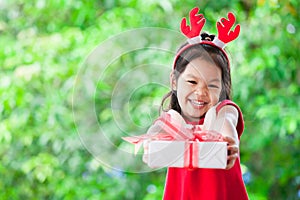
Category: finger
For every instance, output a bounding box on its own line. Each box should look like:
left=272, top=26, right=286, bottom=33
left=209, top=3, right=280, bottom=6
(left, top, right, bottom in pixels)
left=226, top=160, right=235, bottom=170
left=226, top=160, right=235, bottom=169
left=227, top=153, right=238, bottom=160
left=228, top=145, right=239, bottom=154
left=227, top=146, right=239, bottom=159
left=226, top=153, right=238, bottom=169
left=223, top=136, right=235, bottom=144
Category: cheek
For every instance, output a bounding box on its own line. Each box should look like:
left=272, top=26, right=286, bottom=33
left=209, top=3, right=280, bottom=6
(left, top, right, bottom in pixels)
left=177, top=87, right=188, bottom=102
left=210, top=89, right=222, bottom=103
left=176, top=80, right=190, bottom=96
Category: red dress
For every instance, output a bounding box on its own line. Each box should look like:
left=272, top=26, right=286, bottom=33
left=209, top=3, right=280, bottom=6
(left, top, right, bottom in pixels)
left=163, top=100, right=249, bottom=200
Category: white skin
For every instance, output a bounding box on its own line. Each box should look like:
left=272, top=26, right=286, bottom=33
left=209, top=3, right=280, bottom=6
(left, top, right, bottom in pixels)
left=144, top=57, right=239, bottom=169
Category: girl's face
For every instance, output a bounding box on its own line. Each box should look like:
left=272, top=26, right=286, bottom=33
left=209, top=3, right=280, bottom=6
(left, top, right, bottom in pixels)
left=172, top=57, right=222, bottom=122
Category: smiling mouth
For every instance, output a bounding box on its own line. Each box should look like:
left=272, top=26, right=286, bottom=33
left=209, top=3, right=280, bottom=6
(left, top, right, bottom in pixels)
left=190, top=100, right=208, bottom=107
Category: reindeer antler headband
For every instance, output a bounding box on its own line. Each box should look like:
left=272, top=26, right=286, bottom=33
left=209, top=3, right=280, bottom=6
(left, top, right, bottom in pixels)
left=173, top=7, right=240, bottom=69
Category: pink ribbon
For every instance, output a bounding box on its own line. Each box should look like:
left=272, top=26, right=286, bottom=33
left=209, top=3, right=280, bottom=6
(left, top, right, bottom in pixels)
left=122, top=132, right=175, bottom=155
left=122, top=110, right=222, bottom=147
left=122, top=110, right=224, bottom=167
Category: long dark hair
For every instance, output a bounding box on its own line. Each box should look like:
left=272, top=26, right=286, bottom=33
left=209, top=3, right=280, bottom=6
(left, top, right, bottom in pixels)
left=161, top=33, right=232, bottom=114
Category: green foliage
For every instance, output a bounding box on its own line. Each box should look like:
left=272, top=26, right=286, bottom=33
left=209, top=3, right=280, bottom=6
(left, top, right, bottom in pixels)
left=0, top=0, right=299, bottom=199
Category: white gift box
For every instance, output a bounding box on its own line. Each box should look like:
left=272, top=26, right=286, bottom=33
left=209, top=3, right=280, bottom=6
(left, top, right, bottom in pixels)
left=147, top=141, right=227, bottom=169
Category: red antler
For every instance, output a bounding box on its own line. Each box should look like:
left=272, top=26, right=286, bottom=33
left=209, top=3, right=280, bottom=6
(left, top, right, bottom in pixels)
left=180, top=7, right=206, bottom=39
left=216, top=12, right=240, bottom=43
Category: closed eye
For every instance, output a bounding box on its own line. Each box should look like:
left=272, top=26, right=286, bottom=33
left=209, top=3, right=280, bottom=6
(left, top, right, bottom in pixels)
left=208, top=84, right=219, bottom=88
left=187, top=80, right=197, bottom=84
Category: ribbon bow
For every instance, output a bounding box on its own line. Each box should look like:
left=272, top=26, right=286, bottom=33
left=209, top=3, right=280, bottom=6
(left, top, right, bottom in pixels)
left=122, top=107, right=223, bottom=154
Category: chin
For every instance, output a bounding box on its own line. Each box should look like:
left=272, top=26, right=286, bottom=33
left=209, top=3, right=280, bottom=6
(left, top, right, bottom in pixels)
left=189, top=113, right=205, bottom=120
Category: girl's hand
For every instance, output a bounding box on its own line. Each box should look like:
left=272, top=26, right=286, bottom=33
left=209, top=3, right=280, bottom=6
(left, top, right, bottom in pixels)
left=223, top=135, right=239, bottom=170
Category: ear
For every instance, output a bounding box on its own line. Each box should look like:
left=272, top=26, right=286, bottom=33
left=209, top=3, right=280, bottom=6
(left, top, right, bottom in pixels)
left=170, top=72, right=177, bottom=91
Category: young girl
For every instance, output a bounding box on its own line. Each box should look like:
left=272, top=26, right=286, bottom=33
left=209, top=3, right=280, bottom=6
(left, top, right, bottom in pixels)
left=148, top=7, right=249, bottom=200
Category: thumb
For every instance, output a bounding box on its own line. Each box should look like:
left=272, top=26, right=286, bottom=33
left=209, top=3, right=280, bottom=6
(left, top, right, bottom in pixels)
left=223, top=136, right=235, bottom=144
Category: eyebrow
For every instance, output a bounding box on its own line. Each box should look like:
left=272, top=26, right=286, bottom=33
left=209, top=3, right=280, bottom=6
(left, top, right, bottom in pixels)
left=185, top=74, right=198, bottom=79
left=209, top=78, right=221, bottom=83
left=185, top=74, right=221, bottom=82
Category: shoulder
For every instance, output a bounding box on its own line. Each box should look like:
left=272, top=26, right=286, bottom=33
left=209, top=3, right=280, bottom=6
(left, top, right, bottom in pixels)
left=216, top=100, right=240, bottom=113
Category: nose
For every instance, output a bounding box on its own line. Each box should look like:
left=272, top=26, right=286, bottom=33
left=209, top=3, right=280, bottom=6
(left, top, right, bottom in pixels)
left=194, top=82, right=209, bottom=96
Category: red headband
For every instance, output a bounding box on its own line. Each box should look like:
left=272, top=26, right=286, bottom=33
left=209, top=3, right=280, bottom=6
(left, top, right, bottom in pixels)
left=173, top=7, right=240, bottom=70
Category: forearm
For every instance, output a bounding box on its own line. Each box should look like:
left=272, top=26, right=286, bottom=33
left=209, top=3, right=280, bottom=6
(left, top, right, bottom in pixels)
left=212, top=105, right=239, bottom=145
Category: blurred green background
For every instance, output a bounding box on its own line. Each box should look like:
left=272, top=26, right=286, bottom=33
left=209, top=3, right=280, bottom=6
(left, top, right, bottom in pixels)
left=0, top=0, right=299, bottom=199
